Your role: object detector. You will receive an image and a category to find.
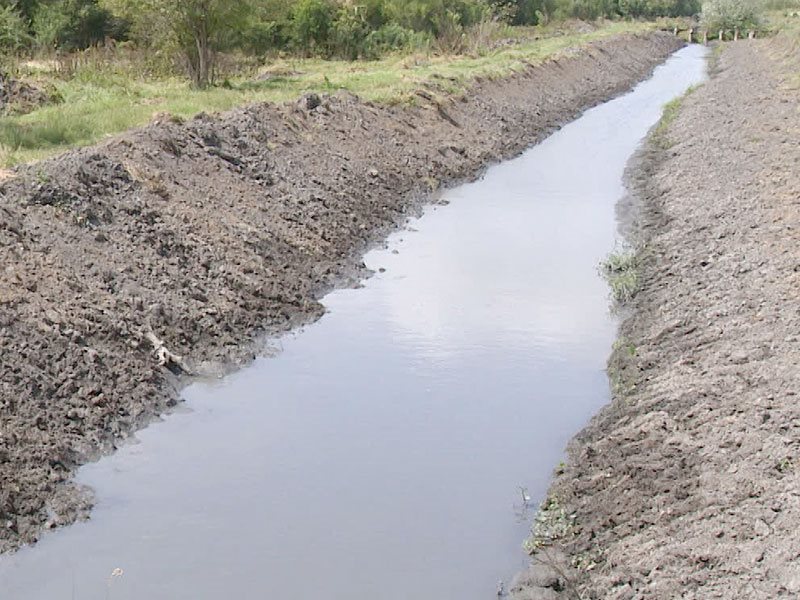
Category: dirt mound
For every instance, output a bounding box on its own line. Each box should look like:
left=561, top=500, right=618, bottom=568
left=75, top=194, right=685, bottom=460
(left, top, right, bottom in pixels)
left=0, top=72, right=53, bottom=115
left=512, top=40, right=800, bottom=599
left=0, top=32, right=682, bottom=553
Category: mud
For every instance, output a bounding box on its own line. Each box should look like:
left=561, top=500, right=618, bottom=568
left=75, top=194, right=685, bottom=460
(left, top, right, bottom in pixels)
left=0, top=33, right=683, bottom=553
left=512, top=40, right=800, bottom=599
left=0, top=72, right=53, bottom=115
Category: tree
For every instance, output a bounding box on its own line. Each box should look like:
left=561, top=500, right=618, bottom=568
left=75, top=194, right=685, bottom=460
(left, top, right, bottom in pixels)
left=0, top=4, right=32, bottom=51
left=102, top=0, right=250, bottom=88
left=701, top=0, right=761, bottom=31
left=34, top=0, right=125, bottom=50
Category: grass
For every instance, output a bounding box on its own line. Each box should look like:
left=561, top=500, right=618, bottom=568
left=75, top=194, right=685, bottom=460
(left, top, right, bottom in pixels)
left=600, top=248, right=640, bottom=305
left=524, top=495, right=577, bottom=553
left=0, top=21, right=654, bottom=166
left=651, top=83, right=699, bottom=149
left=764, top=8, right=800, bottom=87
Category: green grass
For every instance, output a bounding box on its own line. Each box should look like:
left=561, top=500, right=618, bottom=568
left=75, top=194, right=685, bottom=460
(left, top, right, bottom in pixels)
left=0, top=21, right=653, bottom=167
left=650, top=83, right=699, bottom=149
left=601, top=248, right=640, bottom=305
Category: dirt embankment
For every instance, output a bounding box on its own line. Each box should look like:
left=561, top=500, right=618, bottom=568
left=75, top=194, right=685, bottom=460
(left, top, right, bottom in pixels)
left=512, top=40, right=800, bottom=599
left=0, top=33, right=682, bottom=553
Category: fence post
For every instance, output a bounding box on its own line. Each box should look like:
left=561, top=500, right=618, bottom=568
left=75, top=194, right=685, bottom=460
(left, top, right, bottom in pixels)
left=674, top=26, right=679, bottom=36
left=719, top=29, right=724, bottom=41
left=688, top=28, right=694, bottom=43
left=703, top=30, right=708, bottom=45
left=734, top=27, right=739, bottom=41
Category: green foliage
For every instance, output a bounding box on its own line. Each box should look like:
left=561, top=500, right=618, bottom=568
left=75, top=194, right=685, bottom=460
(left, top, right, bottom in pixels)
left=618, top=0, right=701, bottom=17
left=292, top=0, right=334, bottom=53
left=368, top=22, right=425, bottom=52
left=701, top=0, right=763, bottom=31
left=102, top=0, right=252, bottom=87
left=601, top=248, right=639, bottom=304
left=33, top=0, right=126, bottom=50
left=0, top=5, right=32, bottom=51
left=386, top=0, right=489, bottom=34
left=330, top=5, right=374, bottom=58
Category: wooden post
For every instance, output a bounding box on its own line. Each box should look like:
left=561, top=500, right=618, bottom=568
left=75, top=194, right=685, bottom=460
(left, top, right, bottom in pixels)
left=674, top=26, right=679, bottom=36
left=703, top=30, right=708, bottom=45
left=734, top=27, right=739, bottom=41
left=688, top=28, right=694, bottom=43
left=719, top=29, right=724, bottom=41
left=748, top=30, right=755, bottom=40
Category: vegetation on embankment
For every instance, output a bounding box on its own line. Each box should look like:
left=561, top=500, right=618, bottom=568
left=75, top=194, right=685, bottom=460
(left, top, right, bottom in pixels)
left=0, top=21, right=657, bottom=166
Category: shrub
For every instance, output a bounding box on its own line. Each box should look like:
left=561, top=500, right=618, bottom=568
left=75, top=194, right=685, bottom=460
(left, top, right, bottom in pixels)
left=292, top=0, right=335, bottom=54
left=364, top=23, right=427, bottom=57
left=601, top=249, right=640, bottom=304
left=701, top=0, right=762, bottom=31
left=240, top=20, right=290, bottom=55
left=0, top=5, right=33, bottom=52
left=33, top=0, right=127, bottom=50
left=329, top=7, right=371, bottom=59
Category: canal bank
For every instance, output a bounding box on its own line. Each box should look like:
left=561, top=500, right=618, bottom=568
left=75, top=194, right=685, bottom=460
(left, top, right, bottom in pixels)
left=0, top=45, right=708, bottom=599
left=0, top=31, right=684, bottom=552
left=513, top=39, right=800, bottom=600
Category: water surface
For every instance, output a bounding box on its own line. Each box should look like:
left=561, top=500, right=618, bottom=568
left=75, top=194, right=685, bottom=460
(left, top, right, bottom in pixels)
left=0, top=45, right=707, bottom=600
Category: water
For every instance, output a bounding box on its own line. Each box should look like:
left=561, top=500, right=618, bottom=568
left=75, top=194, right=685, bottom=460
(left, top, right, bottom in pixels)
left=0, top=45, right=707, bottom=600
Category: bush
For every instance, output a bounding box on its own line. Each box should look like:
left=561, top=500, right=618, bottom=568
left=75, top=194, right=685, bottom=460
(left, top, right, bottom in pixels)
left=387, top=0, right=489, bottom=34
left=33, top=0, right=127, bottom=50
left=329, top=7, right=371, bottom=59
left=0, top=5, right=33, bottom=52
left=701, top=0, right=762, bottom=31
left=365, top=23, right=427, bottom=57
left=240, top=20, right=290, bottom=55
left=618, top=0, right=700, bottom=17
left=292, top=0, right=335, bottom=53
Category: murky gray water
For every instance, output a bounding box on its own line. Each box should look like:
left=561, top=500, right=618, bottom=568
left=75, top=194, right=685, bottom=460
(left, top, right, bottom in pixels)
left=0, top=45, right=707, bottom=600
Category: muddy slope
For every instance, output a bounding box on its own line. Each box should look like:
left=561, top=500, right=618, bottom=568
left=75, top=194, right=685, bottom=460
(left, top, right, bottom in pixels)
left=512, top=40, right=800, bottom=599
left=0, top=33, right=682, bottom=553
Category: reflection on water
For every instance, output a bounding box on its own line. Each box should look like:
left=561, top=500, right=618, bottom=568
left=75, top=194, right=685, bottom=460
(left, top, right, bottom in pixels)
left=0, top=45, right=707, bottom=600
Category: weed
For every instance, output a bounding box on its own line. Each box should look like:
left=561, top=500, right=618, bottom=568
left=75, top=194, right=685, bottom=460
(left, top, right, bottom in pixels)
left=524, top=495, right=577, bottom=553
left=652, top=84, right=700, bottom=149
left=601, top=248, right=640, bottom=305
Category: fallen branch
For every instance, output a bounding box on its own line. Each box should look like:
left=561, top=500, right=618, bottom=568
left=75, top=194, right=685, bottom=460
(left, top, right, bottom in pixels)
left=145, top=330, right=192, bottom=374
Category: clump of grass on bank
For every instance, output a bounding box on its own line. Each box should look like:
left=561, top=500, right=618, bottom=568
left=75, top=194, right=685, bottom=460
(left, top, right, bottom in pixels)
left=0, top=21, right=652, bottom=166
left=651, top=84, right=698, bottom=149
left=601, top=247, right=640, bottom=305
left=524, top=495, right=577, bottom=553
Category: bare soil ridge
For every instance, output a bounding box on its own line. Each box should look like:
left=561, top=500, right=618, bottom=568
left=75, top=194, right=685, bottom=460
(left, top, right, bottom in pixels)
left=0, top=32, right=682, bottom=553
left=512, top=40, right=800, bottom=599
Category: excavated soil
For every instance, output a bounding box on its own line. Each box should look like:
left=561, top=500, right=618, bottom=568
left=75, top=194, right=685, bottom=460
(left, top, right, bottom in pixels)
left=0, top=33, right=683, bottom=553
left=0, top=72, right=52, bottom=115
left=512, top=40, right=800, bottom=599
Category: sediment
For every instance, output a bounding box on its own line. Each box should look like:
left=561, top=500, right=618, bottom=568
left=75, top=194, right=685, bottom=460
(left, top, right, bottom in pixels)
left=0, top=32, right=683, bottom=552
left=512, top=39, right=800, bottom=599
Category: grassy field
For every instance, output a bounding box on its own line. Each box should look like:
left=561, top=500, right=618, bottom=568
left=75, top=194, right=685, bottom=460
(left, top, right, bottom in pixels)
left=0, top=21, right=655, bottom=167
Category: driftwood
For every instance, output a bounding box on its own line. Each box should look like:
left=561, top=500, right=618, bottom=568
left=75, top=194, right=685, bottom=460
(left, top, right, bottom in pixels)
left=145, top=330, right=191, bottom=373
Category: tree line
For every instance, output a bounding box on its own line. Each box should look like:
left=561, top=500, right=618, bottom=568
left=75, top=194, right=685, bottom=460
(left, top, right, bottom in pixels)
left=1, top=0, right=702, bottom=87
